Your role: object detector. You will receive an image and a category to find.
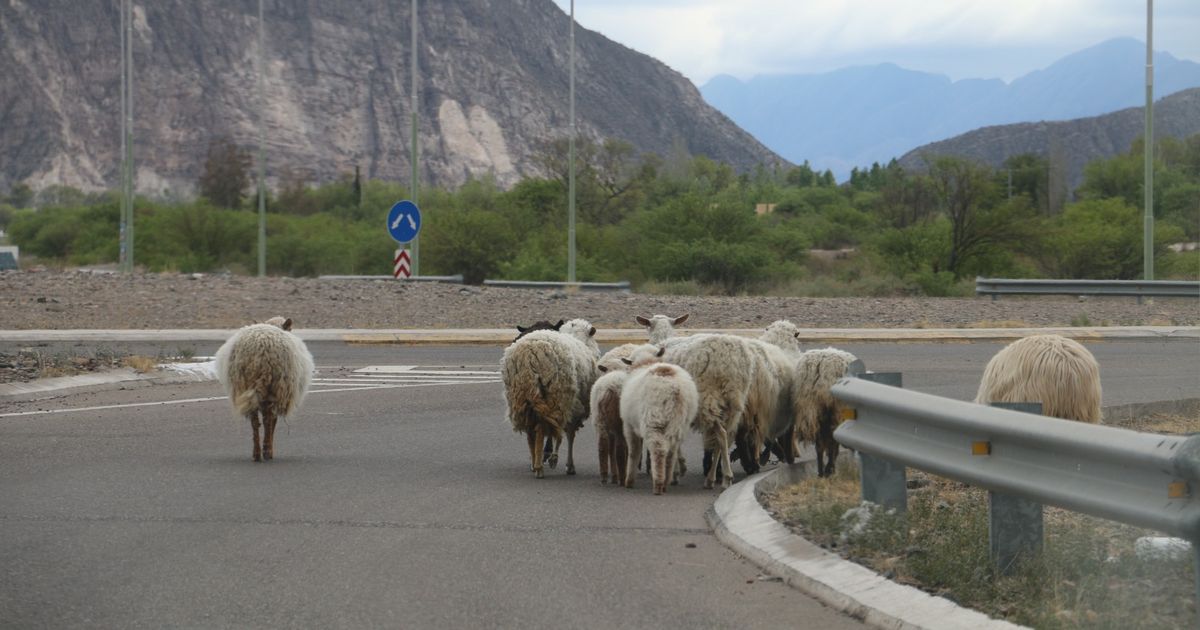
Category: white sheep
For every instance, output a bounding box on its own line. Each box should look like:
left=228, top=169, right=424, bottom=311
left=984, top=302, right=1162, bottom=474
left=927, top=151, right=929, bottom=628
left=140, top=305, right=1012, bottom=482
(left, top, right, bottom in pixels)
left=590, top=344, right=640, bottom=485
left=635, top=313, right=689, bottom=343
left=501, top=318, right=601, bottom=478
left=620, top=344, right=699, bottom=495
left=975, top=334, right=1102, bottom=423
left=661, top=333, right=757, bottom=489
left=794, top=347, right=860, bottom=477
left=737, top=322, right=804, bottom=472
left=214, top=316, right=314, bottom=462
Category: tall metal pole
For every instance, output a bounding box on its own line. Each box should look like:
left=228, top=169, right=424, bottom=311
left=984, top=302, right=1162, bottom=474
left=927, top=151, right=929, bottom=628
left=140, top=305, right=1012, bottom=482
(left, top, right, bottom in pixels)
left=124, top=0, right=134, bottom=273
left=256, top=0, right=267, bottom=277
left=410, top=0, right=420, bottom=277
left=119, top=0, right=128, bottom=271
left=567, top=0, right=576, bottom=283
left=1143, top=0, right=1155, bottom=281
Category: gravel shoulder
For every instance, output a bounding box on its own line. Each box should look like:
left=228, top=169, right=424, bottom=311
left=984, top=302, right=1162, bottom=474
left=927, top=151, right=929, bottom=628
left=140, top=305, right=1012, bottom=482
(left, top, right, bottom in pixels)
left=2, top=270, right=1196, bottom=330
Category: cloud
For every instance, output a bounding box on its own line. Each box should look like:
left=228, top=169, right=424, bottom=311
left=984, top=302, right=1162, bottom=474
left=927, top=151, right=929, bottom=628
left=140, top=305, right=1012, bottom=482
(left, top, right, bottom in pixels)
left=553, top=0, right=1200, bottom=84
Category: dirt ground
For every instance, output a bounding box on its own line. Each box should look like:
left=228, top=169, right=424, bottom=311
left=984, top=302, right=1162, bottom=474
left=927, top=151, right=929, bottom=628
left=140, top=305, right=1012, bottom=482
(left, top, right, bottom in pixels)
left=2, top=269, right=1196, bottom=330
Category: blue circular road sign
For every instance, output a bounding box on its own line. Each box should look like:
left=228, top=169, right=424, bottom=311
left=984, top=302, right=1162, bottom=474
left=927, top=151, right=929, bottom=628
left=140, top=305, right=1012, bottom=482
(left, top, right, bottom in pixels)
left=386, top=200, right=422, bottom=243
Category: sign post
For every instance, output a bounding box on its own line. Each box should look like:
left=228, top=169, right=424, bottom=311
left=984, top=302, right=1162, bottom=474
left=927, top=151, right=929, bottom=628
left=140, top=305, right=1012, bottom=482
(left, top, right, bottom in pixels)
left=386, top=200, right=422, bottom=279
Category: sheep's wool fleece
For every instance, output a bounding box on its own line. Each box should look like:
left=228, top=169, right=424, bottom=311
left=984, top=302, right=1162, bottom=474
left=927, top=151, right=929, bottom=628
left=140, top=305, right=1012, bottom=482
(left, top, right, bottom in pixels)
left=975, top=334, right=1102, bottom=423
left=794, top=347, right=859, bottom=440
left=661, top=334, right=757, bottom=443
left=501, top=322, right=600, bottom=437
left=214, top=324, right=314, bottom=418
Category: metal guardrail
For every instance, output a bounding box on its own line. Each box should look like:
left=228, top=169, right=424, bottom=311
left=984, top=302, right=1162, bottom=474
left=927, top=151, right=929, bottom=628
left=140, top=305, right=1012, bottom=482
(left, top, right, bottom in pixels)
left=482, top=279, right=631, bottom=292
left=976, top=276, right=1200, bottom=301
left=830, top=376, right=1200, bottom=594
left=317, top=274, right=463, bottom=283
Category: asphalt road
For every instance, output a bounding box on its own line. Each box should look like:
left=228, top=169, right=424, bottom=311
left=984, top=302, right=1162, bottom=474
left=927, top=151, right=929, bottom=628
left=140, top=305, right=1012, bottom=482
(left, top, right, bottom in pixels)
left=1, top=339, right=1197, bottom=628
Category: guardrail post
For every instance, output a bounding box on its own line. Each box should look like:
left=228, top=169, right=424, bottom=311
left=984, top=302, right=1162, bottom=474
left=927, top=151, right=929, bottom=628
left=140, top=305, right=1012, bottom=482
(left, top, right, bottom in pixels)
left=988, top=401, right=1044, bottom=575
left=856, top=372, right=907, bottom=513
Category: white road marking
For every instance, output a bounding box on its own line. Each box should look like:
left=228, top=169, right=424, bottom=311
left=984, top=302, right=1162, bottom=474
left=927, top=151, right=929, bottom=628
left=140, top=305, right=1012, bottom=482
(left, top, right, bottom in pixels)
left=2, top=366, right=501, bottom=418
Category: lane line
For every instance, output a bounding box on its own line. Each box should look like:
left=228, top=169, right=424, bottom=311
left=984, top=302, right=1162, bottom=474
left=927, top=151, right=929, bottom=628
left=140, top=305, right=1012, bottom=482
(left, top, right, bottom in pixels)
left=0, top=380, right=500, bottom=418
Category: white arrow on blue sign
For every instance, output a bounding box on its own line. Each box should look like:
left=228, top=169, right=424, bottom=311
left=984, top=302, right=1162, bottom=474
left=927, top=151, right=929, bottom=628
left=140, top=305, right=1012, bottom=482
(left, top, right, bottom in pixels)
left=386, top=200, right=422, bottom=243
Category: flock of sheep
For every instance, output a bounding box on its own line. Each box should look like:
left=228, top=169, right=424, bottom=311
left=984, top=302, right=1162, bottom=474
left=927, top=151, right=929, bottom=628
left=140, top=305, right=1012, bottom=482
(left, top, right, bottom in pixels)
left=209, top=314, right=1103, bottom=486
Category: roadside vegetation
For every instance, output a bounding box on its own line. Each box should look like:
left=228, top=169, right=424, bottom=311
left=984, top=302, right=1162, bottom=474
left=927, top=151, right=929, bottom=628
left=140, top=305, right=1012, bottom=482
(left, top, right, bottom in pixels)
left=2, top=134, right=1197, bottom=296
left=764, top=411, right=1200, bottom=628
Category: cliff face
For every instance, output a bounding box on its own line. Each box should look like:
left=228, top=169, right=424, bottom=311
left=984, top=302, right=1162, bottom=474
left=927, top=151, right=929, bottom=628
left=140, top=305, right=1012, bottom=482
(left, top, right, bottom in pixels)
left=0, top=0, right=784, bottom=195
left=897, top=88, right=1200, bottom=191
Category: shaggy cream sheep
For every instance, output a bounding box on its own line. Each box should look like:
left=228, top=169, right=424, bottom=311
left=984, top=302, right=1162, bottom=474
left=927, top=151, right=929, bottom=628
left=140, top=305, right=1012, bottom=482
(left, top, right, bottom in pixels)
left=620, top=345, right=699, bottom=495
left=590, top=344, right=640, bottom=485
left=501, top=318, right=600, bottom=478
left=635, top=313, right=689, bottom=343
left=794, top=347, right=860, bottom=477
left=975, top=334, right=1102, bottom=423
left=661, top=333, right=757, bottom=489
left=214, top=316, right=314, bottom=462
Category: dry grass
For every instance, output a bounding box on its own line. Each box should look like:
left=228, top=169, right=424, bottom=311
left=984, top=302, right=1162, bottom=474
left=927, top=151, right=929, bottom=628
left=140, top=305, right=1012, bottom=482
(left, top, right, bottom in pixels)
left=764, top=412, right=1200, bottom=628
left=121, top=355, right=159, bottom=373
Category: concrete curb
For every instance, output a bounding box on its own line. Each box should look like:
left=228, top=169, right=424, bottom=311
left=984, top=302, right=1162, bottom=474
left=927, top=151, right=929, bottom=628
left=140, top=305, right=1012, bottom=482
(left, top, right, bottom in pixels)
left=706, top=464, right=1026, bottom=630
left=0, top=368, right=210, bottom=402
left=0, top=326, right=1195, bottom=344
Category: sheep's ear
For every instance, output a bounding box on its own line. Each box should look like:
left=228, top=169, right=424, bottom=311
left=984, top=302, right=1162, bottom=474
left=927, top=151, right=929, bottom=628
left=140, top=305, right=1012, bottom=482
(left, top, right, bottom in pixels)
left=554, top=319, right=565, bottom=330
left=656, top=346, right=665, bottom=357
left=517, top=325, right=528, bottom=333
left=672, top=314, right=689, bottom=326
left=621, top=358, right=632, bottom=365
left=794, top=331, right=801, bottom=339
left=588, top=326, right=597, bottom=337
left=635, top=315, right=651, bottom=327
left=598, top=364, right=609, bottom=373
left=282, top=318, right=293, bottom=331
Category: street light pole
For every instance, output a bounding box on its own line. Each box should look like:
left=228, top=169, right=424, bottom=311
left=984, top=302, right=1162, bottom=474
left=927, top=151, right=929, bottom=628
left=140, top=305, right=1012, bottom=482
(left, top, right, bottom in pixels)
left=119, top=0, right=128, bottom=271
left=567, top=0, right=576, bottom=284
left=256, top=0, right=266, bottom=277
left=1143, top=0, right=1155, bottom=281
left=123, top=0, right=134, bottom=273
left=411, top=0, right=420, bottom=277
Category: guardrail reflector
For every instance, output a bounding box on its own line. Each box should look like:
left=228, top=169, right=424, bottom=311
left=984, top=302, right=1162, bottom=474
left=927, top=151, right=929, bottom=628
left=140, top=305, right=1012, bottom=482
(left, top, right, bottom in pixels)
left=840, top=408, right=857, bottom=421
left=972, top=441, right=992, bottom=456
left=1168, top=481, right=1189, bottom=499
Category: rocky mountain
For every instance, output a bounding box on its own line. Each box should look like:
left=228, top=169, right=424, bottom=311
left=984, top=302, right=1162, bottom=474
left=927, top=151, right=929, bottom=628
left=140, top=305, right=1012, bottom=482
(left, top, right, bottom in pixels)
left=0, top=0, right=784, bottom=196
left=701, top=38, right=1200, bottom=179
left=896, top=87, right=1200, bottom=192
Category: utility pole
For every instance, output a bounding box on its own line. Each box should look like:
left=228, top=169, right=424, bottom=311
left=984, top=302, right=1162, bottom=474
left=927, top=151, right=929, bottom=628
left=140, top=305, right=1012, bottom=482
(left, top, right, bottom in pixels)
left=123, top=0, right=134, bottom=273
left=1143, top=0, right=1155, bottom=281
left=567, top=0, right=577, bottom=284
left=256, top=0, right=267, bottom=277
left=119, top=0, right=128, bottom=271
left=411, top=0, right=420, bottom=276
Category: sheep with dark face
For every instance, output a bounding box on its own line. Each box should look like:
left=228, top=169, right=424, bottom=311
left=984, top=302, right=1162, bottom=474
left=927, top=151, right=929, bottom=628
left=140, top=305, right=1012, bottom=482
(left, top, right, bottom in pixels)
left=514, top=319, right=564, bottom=342
left=501, top=319, right=601, bottom=478
left=975, top=334, right=1102, bottom=423
left=214, top=316, right=314, bottom=462
left=620, top=345, right=698, bottom=495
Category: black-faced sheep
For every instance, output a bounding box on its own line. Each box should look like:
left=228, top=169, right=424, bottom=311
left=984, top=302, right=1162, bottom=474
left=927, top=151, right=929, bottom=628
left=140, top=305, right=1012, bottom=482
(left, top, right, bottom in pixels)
left=975, top=334, right=1102, bottom=423
left=214, top=316, right=314, bottom=462
left=620, top=345, right=699, bottom=495
left=501, top=318, right=601, bottom=478
left=794, top=347, right=860, bottom=477
left=514, top=319, right=564, bottom=342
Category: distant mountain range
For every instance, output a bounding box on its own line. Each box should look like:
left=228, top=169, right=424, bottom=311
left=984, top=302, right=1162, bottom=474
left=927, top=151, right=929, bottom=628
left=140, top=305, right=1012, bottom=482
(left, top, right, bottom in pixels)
left=700, top=38, right=1200, bottom=179
left=896, top=87, right=1200, bottom=192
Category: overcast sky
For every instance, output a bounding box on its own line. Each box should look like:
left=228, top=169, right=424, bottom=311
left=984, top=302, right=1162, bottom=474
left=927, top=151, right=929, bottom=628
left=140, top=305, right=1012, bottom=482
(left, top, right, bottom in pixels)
left=550, top=0, right=1200, bottom=85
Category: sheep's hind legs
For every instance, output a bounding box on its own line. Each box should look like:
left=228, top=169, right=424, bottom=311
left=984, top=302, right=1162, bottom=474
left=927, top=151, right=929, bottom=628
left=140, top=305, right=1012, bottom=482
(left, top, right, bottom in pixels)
left=249, top=413, right=263, bottom=462
left=565, top=429, right=576, bottom=475
left=262, top=409, right=278, bottom=461
left=533, top=426, right=546, bottom=479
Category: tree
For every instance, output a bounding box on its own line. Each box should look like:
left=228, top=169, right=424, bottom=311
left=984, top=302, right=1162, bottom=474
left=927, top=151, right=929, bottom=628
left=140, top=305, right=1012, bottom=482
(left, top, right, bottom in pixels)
left=6, top=182, right=33, bottom=209
left=197, top=136, right=252, bottom=209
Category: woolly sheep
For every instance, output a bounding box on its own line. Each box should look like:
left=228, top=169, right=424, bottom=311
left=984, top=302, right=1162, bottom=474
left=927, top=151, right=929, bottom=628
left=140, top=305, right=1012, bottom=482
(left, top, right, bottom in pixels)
left=501, top=318, right=601, bottom=478
left=660, top=333, right=757, bottom=489
left=737, top=321, right=805, bottom=472
left=975, top=334, right=1102, bottom=423
left=590, top=344, right=640, bottom=485
left=794, top=347, right=860, bottom=477
left=214, top=316, right=314, bottom=462
left=635, top=313, right=689, bottom=344
left=620, top=345, right=699, bottom=495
